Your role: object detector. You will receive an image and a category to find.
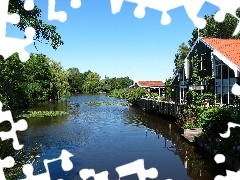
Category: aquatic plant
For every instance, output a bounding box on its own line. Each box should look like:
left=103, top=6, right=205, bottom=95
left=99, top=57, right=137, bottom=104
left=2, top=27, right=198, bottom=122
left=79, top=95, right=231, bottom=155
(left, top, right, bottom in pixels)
left=16, top=111, right=68, bottom=118
left=86, top=101, right=129, bottom=106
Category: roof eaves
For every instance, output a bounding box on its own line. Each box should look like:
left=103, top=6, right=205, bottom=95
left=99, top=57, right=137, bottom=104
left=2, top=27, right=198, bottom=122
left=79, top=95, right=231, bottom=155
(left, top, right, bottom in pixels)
left=212, top=49, right=240, bottom=73
left=184, top=37, right=201, bottom=60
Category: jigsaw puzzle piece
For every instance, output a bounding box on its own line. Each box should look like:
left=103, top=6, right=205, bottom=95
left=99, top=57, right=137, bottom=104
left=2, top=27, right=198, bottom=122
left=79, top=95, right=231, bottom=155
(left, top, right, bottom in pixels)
left=0, top=156, right=15, bottom=180
left=48, top=0, right=67, bottom=22
left=43, top=149, right=74, bottom=172
left=115, top=159, right=158, bottom=180
left=24, top=0, right=35, bottom=11
left=232, top=83, right=240, bottom=96
left=219, top=122, right=240, bottom=138
left=20, top=150, right=74, bottom=180
left=0, top=26, right=35, bottom=62
left=206, top=0, right=240, bottom=21
left=20, top=164, right=50, bottom=180
left=206, top=0, right=240, bottom=36
left=0, top=0, right=35, bottom=62
left=0, top=0, right=20, bottom=38
left=183, top=0, right=207, bottom=29
left=110, top=0, right=196, bottom=26
left=215, top=170, right=240, bottom=180
left=79, top=169, right=109, bottom=180
left=214, top=153, right=240, bottom=179
left=0, top=102, right=28, bottom=150
left=70, top=0, right=81, bottom=9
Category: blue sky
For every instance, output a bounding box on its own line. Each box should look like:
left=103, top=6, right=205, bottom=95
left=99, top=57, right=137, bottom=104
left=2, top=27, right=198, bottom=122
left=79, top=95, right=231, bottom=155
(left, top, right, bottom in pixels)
left=7, top=0, right=219, bottom=82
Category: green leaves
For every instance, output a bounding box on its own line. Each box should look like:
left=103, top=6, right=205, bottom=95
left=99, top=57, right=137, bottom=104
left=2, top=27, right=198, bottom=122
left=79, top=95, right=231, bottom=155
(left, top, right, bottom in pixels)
left=188, top=8, right=240, bottom=47
left=0, top=53, right=71, bottom=109
left=110, top=87, right=149, bottom=106
left=9, top=0, right=63, bottom=50
left=173, top=43, right=190, bottom=75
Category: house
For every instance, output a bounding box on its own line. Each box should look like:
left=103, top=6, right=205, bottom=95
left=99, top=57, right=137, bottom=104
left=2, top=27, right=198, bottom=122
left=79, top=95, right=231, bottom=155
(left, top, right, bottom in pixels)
left=129, top=81, right=165, bottom=97
left=174, top=37, right=240, bottom=105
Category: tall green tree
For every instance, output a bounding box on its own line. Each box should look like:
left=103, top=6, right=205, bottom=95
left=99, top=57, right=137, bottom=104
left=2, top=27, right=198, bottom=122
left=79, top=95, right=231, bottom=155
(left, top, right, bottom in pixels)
left=23, top=53, right=52, bottom=103
left=0, top=54, right=26, bottom=109
left=82, top=72, right=103, bottom=93
left=48, top=60, right=70, bottom=100
left=188, top=9, right=240, bottom=47
left=67, top=67, right=84, bottom=93
left=173, top=43, right=190, bottom=75
left=8, top=0, right=63, bottom=49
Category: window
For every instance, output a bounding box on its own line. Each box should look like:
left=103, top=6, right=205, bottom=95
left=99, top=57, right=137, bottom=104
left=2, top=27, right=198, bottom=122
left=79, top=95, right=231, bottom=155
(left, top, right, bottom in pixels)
left=229, top=69, right=235, bottom=78
left=223, top=94, right=228, bottom=104
left=216, top=65, right=221, bottom=79
left=201, top=54, right=207, bottom=70
left=222, top=64, right=228, bottom=79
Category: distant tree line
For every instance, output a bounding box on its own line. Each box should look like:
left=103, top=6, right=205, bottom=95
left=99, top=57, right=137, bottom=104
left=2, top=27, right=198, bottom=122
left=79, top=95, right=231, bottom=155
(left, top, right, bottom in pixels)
left=0, top=53, right=134, bottom=110
left=67, top=68, right=133, bottom=94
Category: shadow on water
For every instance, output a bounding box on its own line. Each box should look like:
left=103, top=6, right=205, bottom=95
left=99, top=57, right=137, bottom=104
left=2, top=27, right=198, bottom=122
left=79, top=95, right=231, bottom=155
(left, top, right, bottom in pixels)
left=123, top=107, right=227, bottom=180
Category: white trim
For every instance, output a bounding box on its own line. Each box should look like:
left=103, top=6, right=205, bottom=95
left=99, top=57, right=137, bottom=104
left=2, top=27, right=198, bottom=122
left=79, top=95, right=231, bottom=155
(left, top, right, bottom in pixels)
left=185, top=37, right=201, bottom=59
left=185, top=37, right=240, bottom=77
left=235, top=70, right=240, bottom=77
left=189, top=85, right=205, bottom=90
left=184, top=58, right=190, bottom=80
left=212, top=50, right=240, bottom=74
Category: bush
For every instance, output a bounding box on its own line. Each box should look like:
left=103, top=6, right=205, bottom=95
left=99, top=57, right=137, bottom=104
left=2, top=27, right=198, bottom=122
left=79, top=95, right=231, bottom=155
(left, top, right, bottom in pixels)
left=198, top=106, right=236, bottom=136
left=198, top=106, right=240, bottom=158
left=109, top=87, right=149, bottom=106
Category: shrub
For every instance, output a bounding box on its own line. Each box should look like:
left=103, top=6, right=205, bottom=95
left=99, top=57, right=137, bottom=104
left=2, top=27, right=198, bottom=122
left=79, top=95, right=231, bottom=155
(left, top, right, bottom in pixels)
left=198, top=106, right=240, bottom=158
left=199, top=106, right=236, bottom=136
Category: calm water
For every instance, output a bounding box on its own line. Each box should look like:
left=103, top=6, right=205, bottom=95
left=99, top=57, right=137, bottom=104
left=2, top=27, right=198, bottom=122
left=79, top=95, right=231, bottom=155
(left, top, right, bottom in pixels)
left=17, top=94, right=225, bottom=180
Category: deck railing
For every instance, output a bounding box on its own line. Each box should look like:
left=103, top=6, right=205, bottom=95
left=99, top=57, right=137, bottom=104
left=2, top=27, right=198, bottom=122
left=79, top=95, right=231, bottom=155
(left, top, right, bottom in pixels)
left=139, top=98, right=240, bottom=118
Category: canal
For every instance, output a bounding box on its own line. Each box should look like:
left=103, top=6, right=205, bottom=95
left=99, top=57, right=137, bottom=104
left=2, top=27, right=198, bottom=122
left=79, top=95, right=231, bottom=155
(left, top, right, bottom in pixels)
left=17, top=94, right=225, bottom=179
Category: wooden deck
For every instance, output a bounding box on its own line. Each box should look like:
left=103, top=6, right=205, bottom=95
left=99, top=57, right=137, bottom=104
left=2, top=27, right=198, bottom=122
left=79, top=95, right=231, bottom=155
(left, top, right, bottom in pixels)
left=139, top=98, right=186, bottom=117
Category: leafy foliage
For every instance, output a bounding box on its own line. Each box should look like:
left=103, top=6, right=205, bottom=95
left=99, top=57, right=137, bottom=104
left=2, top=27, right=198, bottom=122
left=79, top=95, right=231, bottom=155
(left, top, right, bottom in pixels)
left=0, top=53, right=70, bottom=110
left=110, top=87, right=149, bottom=106
left=173, top=43, right=190, bottom=75
left=164, top=77, right=173, bottom=101
left=82, top=72, right=103, bottom=93
left=198, top=106, right=240, bottom=158
left=176, top=50, right=214, bottom=129
left=8, top=0, right=63, bottom=50
left=188, top=8, right=240, bottom=47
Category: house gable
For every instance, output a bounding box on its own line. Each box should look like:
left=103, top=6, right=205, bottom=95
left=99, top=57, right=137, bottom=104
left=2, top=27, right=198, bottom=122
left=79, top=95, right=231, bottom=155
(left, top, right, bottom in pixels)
left=201, top=38, right=240, bottom=76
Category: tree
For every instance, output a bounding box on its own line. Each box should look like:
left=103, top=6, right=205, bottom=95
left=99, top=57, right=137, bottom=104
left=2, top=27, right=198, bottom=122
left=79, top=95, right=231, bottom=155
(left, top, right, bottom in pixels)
left=188, top=9, right=240, bottom=47
left=48, top=60, right=70, bottom=100
left=8, top=0, right=63, bottom=49
left=0, top=54, right=26, bottom=109
left=164, top=77, right=173, bottom=101
left=82, top=72, right=103, bottom=93
left=67, top=67, right=84, bottom=93
left=23, top=53, right=52, bottom=103
left=173, top=43, right=190, bottom=75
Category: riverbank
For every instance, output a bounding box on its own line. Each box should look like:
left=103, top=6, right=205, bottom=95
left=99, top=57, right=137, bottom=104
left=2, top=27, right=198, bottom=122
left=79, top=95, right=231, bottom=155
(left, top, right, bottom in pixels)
left=137, top=97, right=240, bottom=172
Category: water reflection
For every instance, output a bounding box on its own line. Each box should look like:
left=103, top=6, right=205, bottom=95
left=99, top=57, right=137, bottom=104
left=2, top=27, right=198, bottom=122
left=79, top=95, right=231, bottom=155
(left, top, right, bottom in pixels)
left=123, top=107, right=226, bottom=179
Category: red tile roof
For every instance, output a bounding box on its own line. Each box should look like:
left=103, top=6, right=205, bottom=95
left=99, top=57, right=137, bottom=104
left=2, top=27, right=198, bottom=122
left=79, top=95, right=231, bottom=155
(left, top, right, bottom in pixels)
left=137, top=81, right=164, bottom=87
left=202, top=38, right=240, bottom=68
